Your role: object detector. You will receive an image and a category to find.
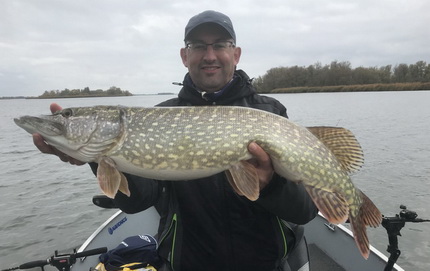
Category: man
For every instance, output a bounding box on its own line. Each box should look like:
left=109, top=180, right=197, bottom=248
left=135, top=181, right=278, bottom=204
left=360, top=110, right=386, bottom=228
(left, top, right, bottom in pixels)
left=33, top=10, right=317, bottom=271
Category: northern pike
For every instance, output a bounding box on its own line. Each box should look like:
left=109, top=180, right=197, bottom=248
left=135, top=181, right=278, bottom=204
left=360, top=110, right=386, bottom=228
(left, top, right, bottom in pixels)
left=14, top=105, right=381, bottom=258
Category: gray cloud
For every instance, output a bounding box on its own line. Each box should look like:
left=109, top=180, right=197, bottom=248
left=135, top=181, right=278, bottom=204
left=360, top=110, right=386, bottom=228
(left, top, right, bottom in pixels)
left=1, top=0, right=429, bottom=96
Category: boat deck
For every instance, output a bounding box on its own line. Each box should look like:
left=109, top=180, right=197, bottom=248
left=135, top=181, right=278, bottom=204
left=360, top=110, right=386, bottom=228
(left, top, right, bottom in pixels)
left=303, top=215, right=404, bottom=271
left=308, top=244, right=345, bottom=271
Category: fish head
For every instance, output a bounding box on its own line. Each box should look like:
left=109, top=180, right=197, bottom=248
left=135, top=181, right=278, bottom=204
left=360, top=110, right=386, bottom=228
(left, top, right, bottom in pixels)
left=14, top=106, right=126, bottom=162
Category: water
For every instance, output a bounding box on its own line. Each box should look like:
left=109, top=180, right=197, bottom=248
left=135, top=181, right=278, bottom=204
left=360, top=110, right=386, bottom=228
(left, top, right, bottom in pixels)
left=1, top=92, right=429, bottom=270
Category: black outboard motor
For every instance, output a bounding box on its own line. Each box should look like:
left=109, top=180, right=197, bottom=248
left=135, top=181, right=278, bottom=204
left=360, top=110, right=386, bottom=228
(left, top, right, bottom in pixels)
left=382, top=205, right=430, bottom=271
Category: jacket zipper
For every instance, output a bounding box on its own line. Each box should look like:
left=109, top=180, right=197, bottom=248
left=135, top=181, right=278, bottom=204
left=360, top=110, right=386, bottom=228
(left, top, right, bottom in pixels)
left=159, top=213, right=178, bottom=270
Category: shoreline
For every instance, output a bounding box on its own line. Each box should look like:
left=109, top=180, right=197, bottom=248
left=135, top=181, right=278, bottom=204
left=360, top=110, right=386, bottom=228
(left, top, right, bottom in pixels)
left=261, top=82, right=430, bottom=94
left=2, top=83, right=430, bottom=99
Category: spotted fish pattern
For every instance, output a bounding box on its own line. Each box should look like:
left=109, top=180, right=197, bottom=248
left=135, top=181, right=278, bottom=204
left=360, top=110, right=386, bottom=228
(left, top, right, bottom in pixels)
left=14, top=105, right=382, bottom=258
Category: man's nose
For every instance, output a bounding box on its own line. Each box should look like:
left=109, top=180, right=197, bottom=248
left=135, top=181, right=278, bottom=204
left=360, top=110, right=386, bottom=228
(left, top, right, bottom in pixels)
left=203, top=45, right=217, bottom=61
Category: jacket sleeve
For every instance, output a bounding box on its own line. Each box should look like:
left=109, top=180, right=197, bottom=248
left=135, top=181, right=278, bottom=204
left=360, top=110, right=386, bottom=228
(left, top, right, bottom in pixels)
left=256, top=173, right=318, bottom=224
left=88, top=162, right=159, bottom=214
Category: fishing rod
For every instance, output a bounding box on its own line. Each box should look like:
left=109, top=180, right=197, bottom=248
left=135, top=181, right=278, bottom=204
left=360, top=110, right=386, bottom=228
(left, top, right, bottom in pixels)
left=382, top=205, right=430, bottom=271
left=2, top=247, right=107, bottom=271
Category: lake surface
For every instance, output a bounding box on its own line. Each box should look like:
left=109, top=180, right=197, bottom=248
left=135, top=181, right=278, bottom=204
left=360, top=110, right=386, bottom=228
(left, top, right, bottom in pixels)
left=1, top=91, right=429, bottom=270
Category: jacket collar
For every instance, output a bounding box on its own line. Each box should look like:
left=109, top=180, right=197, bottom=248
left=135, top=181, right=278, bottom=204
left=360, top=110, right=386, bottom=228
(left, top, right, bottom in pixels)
left=177, top=70, right=256, bottom=105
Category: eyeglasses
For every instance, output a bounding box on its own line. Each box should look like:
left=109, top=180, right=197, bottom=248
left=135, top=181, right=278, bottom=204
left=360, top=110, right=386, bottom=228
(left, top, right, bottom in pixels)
left=185, top=41, right=235, bottom=52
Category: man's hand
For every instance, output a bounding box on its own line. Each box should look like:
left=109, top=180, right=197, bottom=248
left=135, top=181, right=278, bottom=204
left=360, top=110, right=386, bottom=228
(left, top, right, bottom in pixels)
left=32, top=103, right=85, bottom=166
left=247, top=142, right=274, bottom=190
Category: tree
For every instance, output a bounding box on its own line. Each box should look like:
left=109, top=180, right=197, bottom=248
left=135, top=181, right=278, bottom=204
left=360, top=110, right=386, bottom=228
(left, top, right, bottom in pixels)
left=378, top=65, right=392, bottom=83
left=409, top=61, right=427, bottom=82
left=393, top=64, right=409, bottom=82
left=326, top=61, right=352, bottom=86
left=107, top=86, right=122, bottom=95
left=253, top=60, right=428, bottom=93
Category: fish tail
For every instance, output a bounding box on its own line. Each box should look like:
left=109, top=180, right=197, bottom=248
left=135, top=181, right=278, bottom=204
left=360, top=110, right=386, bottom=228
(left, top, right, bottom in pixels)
left=349, top=189, right=382, bottom=259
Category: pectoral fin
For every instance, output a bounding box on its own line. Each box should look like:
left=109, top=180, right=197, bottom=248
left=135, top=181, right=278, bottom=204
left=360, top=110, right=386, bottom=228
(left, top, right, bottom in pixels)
left=118, top=173, right=131, bottom=197
left=225, top=161, right=260, bottom=201
left=97, top=157, right=130, bottom=198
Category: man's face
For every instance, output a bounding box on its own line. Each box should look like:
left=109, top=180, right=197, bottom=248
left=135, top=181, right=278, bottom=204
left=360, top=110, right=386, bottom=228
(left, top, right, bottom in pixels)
left=180, top=24, right=241, bottom=93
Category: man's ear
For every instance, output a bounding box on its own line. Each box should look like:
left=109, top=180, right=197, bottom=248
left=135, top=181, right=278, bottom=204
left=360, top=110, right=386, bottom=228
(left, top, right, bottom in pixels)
left=180, top=48, right=188, bottom=67
left=234, top=46, right=241, bottom=65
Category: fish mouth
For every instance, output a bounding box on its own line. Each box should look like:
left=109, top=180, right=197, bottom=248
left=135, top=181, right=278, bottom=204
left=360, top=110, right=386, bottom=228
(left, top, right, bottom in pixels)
left=14, top=116, right=64, bottom=136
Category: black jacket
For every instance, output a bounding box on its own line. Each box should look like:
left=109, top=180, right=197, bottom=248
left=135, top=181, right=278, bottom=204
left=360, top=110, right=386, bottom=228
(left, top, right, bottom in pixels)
left=95, top=70, right=317, bottom=271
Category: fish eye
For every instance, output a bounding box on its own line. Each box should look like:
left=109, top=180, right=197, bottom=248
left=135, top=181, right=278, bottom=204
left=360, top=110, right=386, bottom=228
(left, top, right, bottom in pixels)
left=61, top=109, right=73, bottom=118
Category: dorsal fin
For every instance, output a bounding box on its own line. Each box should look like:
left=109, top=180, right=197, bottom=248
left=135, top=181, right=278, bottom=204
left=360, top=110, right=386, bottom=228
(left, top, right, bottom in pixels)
left=307, top=126, right=364, bottom=173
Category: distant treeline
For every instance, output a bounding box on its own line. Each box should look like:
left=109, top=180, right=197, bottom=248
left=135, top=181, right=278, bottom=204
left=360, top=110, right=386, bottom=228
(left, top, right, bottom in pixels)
left=253, top=60, right=430, bottom=93
left=38, top=86, right=132, bottom=98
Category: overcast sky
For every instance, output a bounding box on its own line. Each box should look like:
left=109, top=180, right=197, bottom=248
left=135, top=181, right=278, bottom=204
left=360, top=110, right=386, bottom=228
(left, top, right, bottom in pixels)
left=1, top=0, right=429, bottom=96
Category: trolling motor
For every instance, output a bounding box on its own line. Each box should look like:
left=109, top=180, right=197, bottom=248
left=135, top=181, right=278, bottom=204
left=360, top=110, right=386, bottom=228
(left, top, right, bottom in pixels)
left=382, top=205, right=430, bottom=271
left=1, top=247, right=107, bottom=271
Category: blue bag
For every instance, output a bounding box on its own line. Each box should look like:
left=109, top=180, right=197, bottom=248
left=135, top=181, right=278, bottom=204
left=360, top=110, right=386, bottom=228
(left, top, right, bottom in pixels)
left=99, top=235, right=160, bottom=271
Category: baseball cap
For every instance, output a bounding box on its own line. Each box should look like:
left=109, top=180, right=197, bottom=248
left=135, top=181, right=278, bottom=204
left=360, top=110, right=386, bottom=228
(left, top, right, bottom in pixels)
left=184, top=10, right=236, bottom=42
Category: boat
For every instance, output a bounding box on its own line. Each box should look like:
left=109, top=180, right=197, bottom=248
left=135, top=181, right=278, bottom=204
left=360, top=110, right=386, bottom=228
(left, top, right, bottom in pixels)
left=69, top=196, right=405, bottom=271
left=8, top=196, right=425, bottom=271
